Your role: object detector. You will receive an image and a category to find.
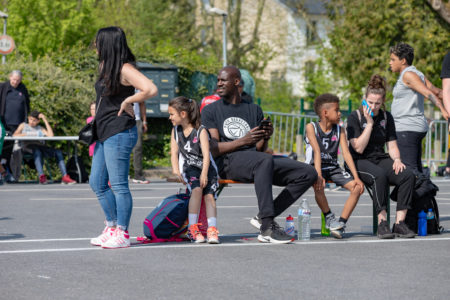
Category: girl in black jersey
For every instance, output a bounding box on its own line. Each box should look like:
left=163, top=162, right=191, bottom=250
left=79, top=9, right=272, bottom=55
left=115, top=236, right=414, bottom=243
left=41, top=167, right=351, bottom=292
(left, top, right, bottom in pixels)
left=305, top=94, right=364, bottom=239
left=169, top=97, right=219, bottom=244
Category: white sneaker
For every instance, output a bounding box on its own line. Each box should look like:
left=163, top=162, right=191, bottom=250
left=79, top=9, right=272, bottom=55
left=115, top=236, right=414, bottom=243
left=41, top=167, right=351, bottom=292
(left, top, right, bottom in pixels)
left=102, top=228, right=131, bottom=249
left=90, top=226, right=115, bottom=246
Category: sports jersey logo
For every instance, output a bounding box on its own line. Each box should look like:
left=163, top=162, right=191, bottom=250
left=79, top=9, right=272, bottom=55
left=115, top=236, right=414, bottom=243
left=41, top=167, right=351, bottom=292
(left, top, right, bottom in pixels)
left=223, top=117, right=251, bottom=140
left=193, top=136, right=199, bottom=143
left=331, top=135, right=338, bottom=142
left=380, top=119, right=386, bottom=128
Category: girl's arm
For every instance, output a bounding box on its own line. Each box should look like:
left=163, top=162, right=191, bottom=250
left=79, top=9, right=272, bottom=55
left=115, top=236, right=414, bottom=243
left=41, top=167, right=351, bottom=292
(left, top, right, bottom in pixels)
left=349, top=106, right=373, bottom=154
left=305, top=123, right=324, bottom=190
left=170, top=129, right=183, bottom=183
left=199, top=129, right=211, bottom=189
left=118, top=63, right=158, bottom=116
left=403, top=71, right=448, bottom=119
left=387, top=140, right=406, bottom=175
left=340, top=130, right=364, bottom=194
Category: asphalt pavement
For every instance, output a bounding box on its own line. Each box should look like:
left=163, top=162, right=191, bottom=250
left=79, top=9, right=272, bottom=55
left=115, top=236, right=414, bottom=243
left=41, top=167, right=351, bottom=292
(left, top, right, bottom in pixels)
left=1, top=179, right=450, bottom=299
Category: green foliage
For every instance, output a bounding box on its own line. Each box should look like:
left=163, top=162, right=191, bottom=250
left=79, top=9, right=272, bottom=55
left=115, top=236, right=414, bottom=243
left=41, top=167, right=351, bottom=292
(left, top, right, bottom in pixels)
left=256, top=78, right=298, bottom=113
left=7, top=0, right=96, bottom=57
left=323, top=0, right=450, bottom=101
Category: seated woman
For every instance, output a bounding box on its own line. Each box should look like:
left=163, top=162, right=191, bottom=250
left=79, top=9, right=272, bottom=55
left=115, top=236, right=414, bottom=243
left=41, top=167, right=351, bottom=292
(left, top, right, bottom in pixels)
left=346, top=75, right=415, bottom=239
left=13, top=110, right=76, bottom=184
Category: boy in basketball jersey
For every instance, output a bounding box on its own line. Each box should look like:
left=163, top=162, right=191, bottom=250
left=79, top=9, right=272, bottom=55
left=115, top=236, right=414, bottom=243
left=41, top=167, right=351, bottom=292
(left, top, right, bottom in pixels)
left=305, top=94, right=364, bottom=238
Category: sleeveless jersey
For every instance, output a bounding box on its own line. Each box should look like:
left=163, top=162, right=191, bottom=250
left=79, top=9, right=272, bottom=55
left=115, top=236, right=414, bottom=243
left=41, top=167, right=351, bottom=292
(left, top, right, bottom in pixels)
left=174, top=125, right=218, bottom=174
left=305, top=122, right=340, bottom=170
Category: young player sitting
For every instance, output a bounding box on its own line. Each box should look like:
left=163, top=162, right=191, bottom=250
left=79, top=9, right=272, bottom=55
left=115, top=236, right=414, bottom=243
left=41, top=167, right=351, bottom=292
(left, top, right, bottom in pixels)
left=305, top=94, right=364, bottom=238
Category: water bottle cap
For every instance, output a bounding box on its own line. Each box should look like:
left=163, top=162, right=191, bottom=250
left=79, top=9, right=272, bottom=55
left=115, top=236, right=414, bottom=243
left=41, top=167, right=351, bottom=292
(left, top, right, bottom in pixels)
left=418, top=210, right=427, bottom=217
left=428, top=208, right=432, bottom=212
left=286, top=215, right=294, bottom=221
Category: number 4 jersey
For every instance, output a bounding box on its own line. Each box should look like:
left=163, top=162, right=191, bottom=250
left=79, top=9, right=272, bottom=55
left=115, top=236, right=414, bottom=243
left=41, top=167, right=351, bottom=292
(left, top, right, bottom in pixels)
left=304, top=122, right=341, bottom=170
left=174, top=125, right=218, bottom=174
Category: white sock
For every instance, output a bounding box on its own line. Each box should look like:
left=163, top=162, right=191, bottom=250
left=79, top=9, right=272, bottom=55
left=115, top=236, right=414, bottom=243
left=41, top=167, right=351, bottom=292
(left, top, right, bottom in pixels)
left=207, top=217, right=217, bottom=228
left=188, top=214, right=198, bottom=226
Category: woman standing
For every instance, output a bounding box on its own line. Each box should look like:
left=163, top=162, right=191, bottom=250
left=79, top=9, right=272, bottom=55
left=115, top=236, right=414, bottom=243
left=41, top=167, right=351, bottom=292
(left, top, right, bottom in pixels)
left=389, top=42, right=446, bottom=173
left=89, top=27, right=157, bottom=249
left=347, top=75, right=416, bottom=239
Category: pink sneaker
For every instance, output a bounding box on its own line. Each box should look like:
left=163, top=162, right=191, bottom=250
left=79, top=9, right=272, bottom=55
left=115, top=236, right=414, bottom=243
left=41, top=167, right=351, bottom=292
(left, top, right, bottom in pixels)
left=39, top=174, right=48, bottom=184
left=61, top=174, right=76, bottom=185
left=90, top=226, right=116, bottom=246
left=102, top=228, right=130, bottom=249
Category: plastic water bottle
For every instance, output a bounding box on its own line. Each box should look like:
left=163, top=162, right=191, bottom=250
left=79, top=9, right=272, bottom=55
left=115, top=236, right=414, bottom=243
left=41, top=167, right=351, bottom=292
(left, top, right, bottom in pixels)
left=321, top=212, right=330, bottom=236
left=298, top=199, right=311, bottom=240
left=418, top=210, right=427, bottom=236
left=285, top=215, right=295, bottom=236
left=426, top=208, right=435, bottom=221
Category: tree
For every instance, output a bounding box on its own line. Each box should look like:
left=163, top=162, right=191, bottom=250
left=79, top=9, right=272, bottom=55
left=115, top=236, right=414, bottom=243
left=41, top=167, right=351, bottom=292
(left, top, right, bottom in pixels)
left=6, top=0, right=96, bottom=57
left=323, top=0, right=450, bottom=101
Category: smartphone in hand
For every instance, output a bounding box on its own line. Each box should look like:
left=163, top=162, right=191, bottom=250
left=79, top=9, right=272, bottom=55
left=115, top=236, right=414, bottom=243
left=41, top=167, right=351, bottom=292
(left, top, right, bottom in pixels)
left=362, top=99, right=374, bottom=117
left=259, top=116, right=271, bottom=129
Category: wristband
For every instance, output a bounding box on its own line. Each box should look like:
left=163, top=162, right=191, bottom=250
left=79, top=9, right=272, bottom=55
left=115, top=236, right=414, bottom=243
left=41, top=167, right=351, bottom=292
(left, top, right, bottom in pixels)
left=143, top=121, right=147, bottom=125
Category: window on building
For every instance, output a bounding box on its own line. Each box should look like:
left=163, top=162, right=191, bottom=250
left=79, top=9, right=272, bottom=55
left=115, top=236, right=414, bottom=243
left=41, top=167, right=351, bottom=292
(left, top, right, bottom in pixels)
left=306, top=20, right=319, bottom=45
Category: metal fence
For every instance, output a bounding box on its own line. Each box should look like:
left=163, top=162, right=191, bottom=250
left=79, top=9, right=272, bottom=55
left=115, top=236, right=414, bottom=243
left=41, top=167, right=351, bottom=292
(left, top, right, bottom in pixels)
left=267, top=112, right=449, bottom=172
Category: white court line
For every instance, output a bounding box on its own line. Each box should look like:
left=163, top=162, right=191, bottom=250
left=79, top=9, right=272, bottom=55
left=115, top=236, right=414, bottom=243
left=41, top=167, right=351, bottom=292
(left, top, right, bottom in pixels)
left=1, top=236, right=450, bottom=255
left=28, top=195, right=259, bottom=201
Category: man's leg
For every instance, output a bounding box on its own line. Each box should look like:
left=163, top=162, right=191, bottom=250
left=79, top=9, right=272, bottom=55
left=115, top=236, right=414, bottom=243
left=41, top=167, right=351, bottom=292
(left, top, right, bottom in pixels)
left=224, top=151, right=275, bottom=223
left=33, top=148, right=45, bottom=176
left=271, top=157, right=317, bottom=217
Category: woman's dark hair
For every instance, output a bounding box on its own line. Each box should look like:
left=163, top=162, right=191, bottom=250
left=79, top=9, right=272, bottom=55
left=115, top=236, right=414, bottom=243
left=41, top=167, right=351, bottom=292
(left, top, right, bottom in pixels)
left=169, top=96, right=201, bottom=129
left=364, top=74, right=387, bottom=111
left=95, top=26, right=136, bottom=96
left=390, top=42, right=414, bottom=65
left=365, top=74, right=386, bottom=100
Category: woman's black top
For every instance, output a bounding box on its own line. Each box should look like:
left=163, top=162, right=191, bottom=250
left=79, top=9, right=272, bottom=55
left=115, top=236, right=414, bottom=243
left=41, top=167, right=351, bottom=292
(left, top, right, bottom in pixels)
left=346, top=109, right=397, bottom=163
left=94, top=80, right=136, bottom=142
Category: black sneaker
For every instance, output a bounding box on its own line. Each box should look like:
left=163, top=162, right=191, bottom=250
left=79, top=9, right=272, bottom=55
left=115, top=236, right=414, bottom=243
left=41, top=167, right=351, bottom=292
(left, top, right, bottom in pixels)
left=392, top=221, right=416, bottom=238
left=377, top=220, right=394, bottom=239
left=258, top=222, right=294, bottom=244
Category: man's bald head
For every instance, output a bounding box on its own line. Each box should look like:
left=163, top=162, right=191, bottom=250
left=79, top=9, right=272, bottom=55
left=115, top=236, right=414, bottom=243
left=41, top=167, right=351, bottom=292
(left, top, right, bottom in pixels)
left=219, top=66, right=241, bottom=82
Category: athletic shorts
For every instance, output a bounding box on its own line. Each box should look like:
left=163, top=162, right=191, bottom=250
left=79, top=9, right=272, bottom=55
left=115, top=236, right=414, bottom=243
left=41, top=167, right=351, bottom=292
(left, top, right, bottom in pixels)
left=184, top=166, right=219, bottom=198
left=322, top=167, right=353, bottom=187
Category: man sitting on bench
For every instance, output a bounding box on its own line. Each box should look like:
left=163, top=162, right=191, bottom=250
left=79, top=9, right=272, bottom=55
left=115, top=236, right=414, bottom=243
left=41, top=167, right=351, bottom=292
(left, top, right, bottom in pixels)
left=13, top=110, right=76, bottom=185
left=201, top=66, right=317, bottom=244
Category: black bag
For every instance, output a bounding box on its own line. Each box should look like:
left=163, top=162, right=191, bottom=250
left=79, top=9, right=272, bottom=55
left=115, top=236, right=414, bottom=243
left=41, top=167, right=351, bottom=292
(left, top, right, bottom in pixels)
left=399, top=173, right=443, bottom=234
left=78, top=121, right=97, bottom=145
left=78, top=97, right=102, bottom=145
left=66, top=155, right=89, bottom=183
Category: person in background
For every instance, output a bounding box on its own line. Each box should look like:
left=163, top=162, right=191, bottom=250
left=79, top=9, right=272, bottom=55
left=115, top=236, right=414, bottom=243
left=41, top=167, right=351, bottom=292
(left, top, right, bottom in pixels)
left=0, top=120, right=5, bottom=185
left=131, top=100, right=149, bottom=184
left=86, top=102, right=96, bottom=157
left=199, top=88, right=220, bottom=113
left=89, top=26, right=157, bottom=249
left=389, top=43, right=446, bottom=174
left=440, top=51, right=450, bottom=178
left=13, top=110, right=76, bottom=185
left=238, top=79, right=253, bottom=104
left=0, top=70, right=31, bottom=182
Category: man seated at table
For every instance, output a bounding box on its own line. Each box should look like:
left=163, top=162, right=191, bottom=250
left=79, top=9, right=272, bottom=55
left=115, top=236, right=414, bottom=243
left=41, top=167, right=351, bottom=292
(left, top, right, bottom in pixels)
left=13, top=110, right=76, bottom=184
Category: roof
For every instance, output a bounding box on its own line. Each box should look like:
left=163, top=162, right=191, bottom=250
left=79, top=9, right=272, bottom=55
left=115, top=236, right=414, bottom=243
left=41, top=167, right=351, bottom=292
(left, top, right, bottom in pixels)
left=278, top=0, right=328, bottom=15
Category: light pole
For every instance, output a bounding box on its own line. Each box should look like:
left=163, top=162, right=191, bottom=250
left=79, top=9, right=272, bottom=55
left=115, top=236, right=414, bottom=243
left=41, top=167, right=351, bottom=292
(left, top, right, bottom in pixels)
left=0, top=11, right=8, bottom=64
left=201, top=0, right=228, bottom=67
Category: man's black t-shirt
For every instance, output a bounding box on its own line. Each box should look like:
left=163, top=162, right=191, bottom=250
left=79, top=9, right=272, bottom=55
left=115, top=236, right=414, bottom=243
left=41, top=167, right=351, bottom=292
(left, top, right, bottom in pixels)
left=441, top=51, right=450, bottom=79
left=201, top=99, right=264, bottom=166
left=346, top=109, right=397, bottom=162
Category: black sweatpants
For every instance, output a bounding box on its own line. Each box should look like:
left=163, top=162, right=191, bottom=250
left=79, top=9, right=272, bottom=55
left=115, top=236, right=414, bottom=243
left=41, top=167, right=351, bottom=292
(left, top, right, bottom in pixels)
left=355, top=157, right=415, bottom=215
left=396, top=131, right=427, bottom=173
left=220, top=151, right=317, bottom=219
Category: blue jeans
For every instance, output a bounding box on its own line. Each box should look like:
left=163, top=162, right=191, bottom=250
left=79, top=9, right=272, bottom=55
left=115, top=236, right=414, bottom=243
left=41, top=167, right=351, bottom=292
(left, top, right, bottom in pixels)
left=89, top=127, right=137, bottom=230
left=33, top=146, right=67, bottom=176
